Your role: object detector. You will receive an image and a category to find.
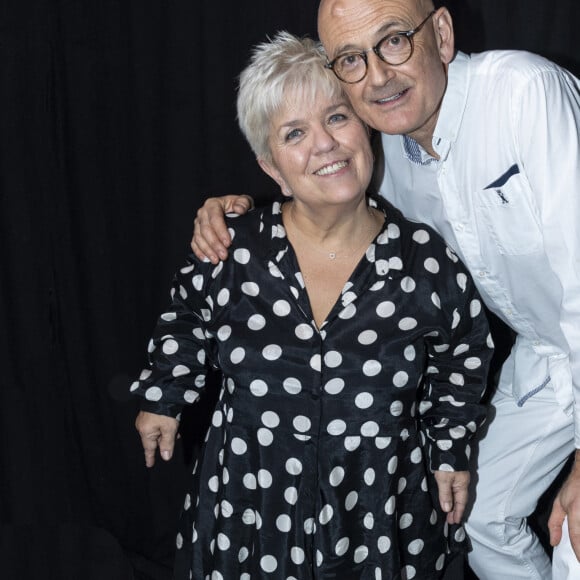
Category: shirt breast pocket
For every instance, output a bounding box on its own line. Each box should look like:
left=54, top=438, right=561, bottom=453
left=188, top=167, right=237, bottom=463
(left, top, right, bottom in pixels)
left=475, top=172, right=542, bottom=255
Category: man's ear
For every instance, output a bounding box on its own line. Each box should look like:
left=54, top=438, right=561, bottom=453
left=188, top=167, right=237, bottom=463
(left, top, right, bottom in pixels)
left=434, top=7, right=455, bottom=65
left=258, top=157, right=292, bottom=197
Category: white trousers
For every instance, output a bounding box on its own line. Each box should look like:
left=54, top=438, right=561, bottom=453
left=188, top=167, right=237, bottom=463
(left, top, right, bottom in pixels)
left=465, top=383, right=579, bottom=579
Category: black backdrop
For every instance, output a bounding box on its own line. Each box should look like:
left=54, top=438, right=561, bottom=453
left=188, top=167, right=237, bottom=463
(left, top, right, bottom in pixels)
left=1, top=1, right=578, bottom=579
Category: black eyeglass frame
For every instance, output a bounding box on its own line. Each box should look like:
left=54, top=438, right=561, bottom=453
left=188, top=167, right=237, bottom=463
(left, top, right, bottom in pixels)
left=325, top=9, right=437, bottom=84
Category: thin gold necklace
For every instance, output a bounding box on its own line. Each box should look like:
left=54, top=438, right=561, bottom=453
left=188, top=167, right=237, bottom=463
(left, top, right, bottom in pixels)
left=283, top=203, right=380, bottom=260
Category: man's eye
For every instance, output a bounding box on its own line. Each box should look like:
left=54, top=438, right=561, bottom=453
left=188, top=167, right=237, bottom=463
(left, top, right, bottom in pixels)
left=339, top=54, right=362, bottom=69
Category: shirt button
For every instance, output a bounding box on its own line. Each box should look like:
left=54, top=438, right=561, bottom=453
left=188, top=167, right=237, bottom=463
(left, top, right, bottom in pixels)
left=455, top=223, right=464, bottom=232
left=478, top=271, right=487, bottom=278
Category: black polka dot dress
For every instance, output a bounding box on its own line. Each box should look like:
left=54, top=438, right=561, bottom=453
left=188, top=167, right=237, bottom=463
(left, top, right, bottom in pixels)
left=132, top=197, right=493, bottom=580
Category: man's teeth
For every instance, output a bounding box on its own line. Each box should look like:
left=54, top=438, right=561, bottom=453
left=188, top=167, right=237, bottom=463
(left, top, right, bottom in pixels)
left=378, top=92, right=403, bottom=103
left=316, top=161, right=348, bottom=176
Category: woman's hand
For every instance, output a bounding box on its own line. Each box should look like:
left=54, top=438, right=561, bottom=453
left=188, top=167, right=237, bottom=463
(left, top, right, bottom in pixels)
left=433, top=470, right=470, bottom=524
left=192, top=195, right=254, bottom=263
left=135, top=410, right=179, bottom=468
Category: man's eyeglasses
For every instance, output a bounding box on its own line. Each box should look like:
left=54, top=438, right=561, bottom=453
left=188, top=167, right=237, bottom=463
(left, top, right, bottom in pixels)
left=325, top=10, right=437, bottom=84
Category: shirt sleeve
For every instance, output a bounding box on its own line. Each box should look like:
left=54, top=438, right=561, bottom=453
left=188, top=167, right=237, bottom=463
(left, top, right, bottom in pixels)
left=129, top=253, right=217, bottom=418
left=516, top=65, right=580, bottom=446
left=419, top=251, right=494, bottom=472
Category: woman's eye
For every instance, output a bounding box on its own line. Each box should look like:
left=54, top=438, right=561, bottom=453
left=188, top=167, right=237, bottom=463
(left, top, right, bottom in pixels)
left=329, top=113, right=347, bottom=124
left=285, top=128, right=302, bottom=141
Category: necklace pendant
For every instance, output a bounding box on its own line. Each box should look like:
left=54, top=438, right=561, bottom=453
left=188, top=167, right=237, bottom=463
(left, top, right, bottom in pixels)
left=329, top=252, right=336, bottom=260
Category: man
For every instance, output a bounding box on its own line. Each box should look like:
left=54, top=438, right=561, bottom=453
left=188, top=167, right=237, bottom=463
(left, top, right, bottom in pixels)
left=190, top=0, right=580, bottom=577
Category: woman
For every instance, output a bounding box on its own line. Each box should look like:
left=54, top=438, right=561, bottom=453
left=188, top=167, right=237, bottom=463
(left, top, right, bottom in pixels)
left=132, top=32, right=493, bottom=580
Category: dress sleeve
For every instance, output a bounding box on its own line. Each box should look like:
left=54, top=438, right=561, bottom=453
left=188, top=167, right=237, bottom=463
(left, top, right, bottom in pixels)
left=419, top=252, right=494, bottom=472
left=129, top=254, right=217, bottom=418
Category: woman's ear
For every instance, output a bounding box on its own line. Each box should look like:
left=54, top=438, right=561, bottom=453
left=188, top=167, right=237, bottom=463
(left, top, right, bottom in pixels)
left=258, top=157, right=292, bottom=197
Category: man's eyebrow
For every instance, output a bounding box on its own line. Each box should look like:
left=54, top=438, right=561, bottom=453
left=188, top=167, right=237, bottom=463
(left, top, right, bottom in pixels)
left=332, top=20, right=406, bottom=55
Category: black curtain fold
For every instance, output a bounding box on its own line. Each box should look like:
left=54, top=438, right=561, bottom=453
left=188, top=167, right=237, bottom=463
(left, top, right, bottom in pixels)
left=0, top=1, right=577, bottom=578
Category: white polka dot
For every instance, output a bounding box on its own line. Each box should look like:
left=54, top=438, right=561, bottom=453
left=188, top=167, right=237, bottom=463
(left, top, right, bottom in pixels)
left=389, top=256, right=403, bottom=270
left=217, top=325, right=232, bottom=341
left=145, top=386, right=162, bottom=401
left=233, top=248, right=251, bottom=264
left=262, top=344, right=282, bottom=362
left=403, top=565, right=417, bottom=579
left=412, top=229, right=430, bottom=244
left=192, top=275, right=203, bottom=290
left=286, top=457, right=303, bottom=475
left=387, top=223, right=401, bottom=239
left=216, top=288, right=230, bottom=306
left=293, top=416, right=311, bottom=432
left=238, top=547, right=249, bottom=562
left=364, top=512, right=375, bottom=529
left=208, top=476, right=219, bottom=492
left=361, top=421, right=379, bottom=437
left=465, top=357, right=482, bottom=369
left=250, top=379, right=268, bottom=397
left=358, top=330, right=378, bottom=345
left=437, top=440, right=453, bottom=451
left=410, top=447, right=423, bottom=463
left=261, top=411, right=280, bottom=428
left=257, top=469, right=272, bottom=488
left=310, top=354, right=321, bottom=372
left=376, top=301, right=396, bottom=318
left=384, top=496, right=396, bottom=515
left=273, top=300, right=291, bottom=316
left=375, top=437, right=392, bottom=449
left=285, top=486, right=298, bottom=505
left=243, top=473, right=257, bottom=489
left=399, top=513, right=413, bottom=529
left=387, top=456, right=398, bottom=475
left=364, top=468, right=376, bottom=485
left=304, top=518, right=316, bottom=535
left=436, top=553, right=446, bottom=571
left=344, top=436, right=361, bottom=451
left=390, top=400, right=404, bottom=416
left=345, top=491, right=358, bottom=511
left=319, top=504, right=334, bottom=525
left=470, top=299, right=482, bottom=317
left=231, top=438, right=247, bottom=455
left=241, top=282, right=259, bottom=296
left=230, top=347, right=245, bottom=364
left=398, top=478, right=408, bottom=493
left=401, top=276, right=416, bottom=293
left=378, top=535, right=391, bottom=554
left=257, top=428, right=273, bottom=446
left=363, top=360, right=382, bottom=376
left=355, top=392, right=374, bottom=409
left=176, top=532, right=183, bottom=549
left=276, top=514, right=292, bottom=532
left=325, top=419, right=345, bottom=436
left=393, top=371, right=409, bottom=387
left=291, top=546, right=305, bottom=565
left=424, top=257, right=440, bottom=273
left=247, top=314, right=266, bottom=331
left=260, top=555, right=277, bottom=573
left=329, top=466, right=345, bottom=487
left=221, top=500, right=233, bottom=517
left=211, top=572, right=223, bottom=580
left=408, top=539, right=424, bottom=555
left=339, top=303, right=357, bottom=320
left=335, top=537, right=350, bottom=556
left=457, top=273, right=468, bottom=291
left=324, top=351, right=343, bottom=368
left=217, top=533, right=230, bottom=550
left=354, top=545, right=369, bottom=563
left=295, top=324, right=314, bottom=340
left=316, top=549, right=324, bottom=567
left=455, top=527, right=467, bottom=542
left=399, top=317, right=418, bottom=331
left=162, top=339, right=179, bottom=355
left=324, top=378, right=345, bottom=394
left=450, top=425, right=467, bottom=439
left=283, top=377, right=302, bottom=394
left=242, top=509, right=255, bottom=525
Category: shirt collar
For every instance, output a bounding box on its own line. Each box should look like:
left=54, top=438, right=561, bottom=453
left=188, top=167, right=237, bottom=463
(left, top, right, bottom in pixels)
left=402, top=51, right=471, bottom=165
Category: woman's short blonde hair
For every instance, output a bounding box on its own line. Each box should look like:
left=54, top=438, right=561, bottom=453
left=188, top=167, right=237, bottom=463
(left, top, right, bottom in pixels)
left=237, top=31, right=345, bottom=162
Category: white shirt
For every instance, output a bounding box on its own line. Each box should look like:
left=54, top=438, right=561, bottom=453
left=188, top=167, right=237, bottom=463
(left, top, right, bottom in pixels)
left=379, top=50, right=580, bottom=444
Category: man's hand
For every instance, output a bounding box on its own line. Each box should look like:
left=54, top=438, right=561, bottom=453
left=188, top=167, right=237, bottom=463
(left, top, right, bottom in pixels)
left=549, top=452, right=580, bottom=560
left=433, top=470, right=470, bottom=525
left=135, top=411, right=179, bottom=468
left=192, top=195, right=254, bottom=264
